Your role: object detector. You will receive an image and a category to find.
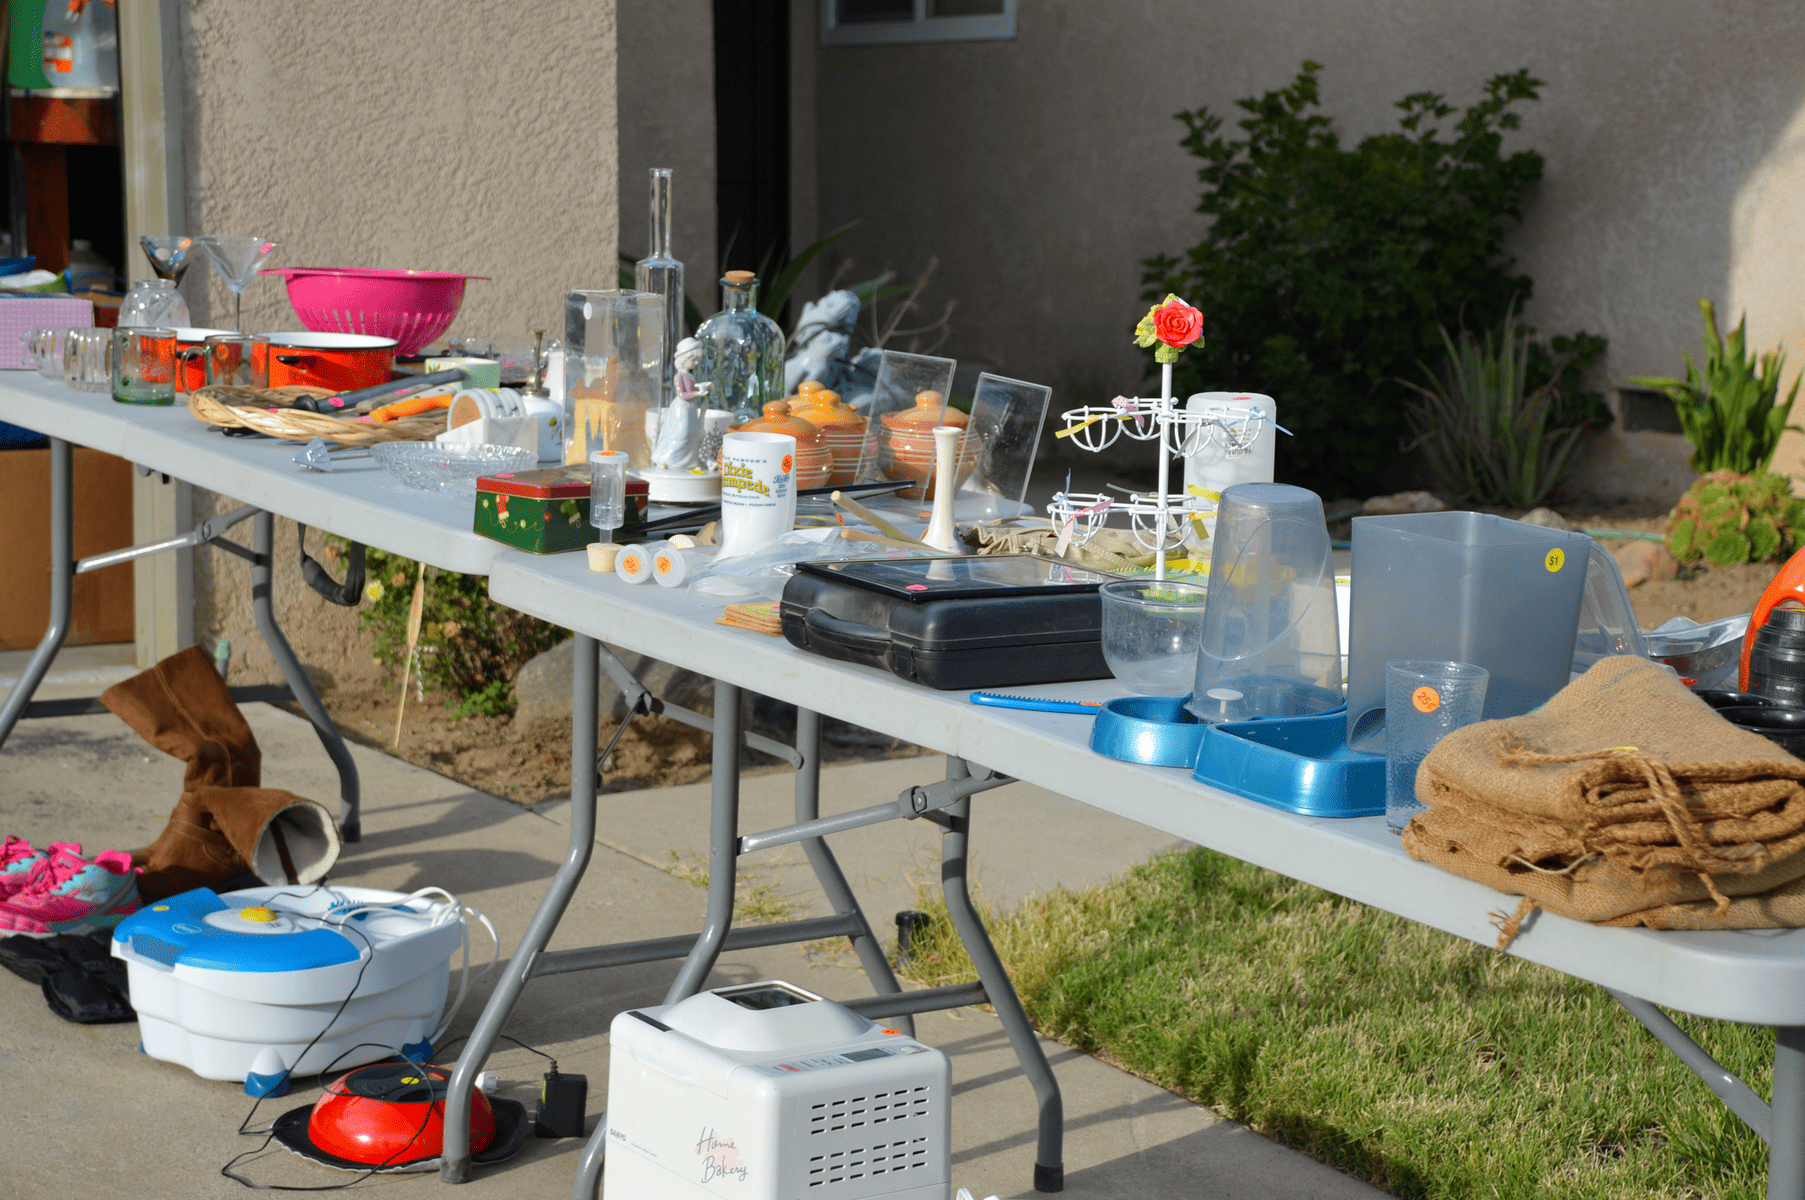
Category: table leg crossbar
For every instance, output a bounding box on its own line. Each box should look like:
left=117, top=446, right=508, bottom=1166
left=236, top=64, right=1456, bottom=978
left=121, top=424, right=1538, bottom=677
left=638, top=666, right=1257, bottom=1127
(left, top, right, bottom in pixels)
left=0, top=438, right=363, bottom=841
left=441, top=636, right=1064, bottom=1197
left=1608, top=989, right=1805, bottom=1200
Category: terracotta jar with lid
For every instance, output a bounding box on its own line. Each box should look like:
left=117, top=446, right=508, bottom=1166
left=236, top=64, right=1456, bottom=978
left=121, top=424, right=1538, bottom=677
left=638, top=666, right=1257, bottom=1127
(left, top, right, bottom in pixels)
left=791, top=386, right=867, bottom=486
left=878, top=390, right=980, bottom=501
left=729, top=400, right=834, bottom=489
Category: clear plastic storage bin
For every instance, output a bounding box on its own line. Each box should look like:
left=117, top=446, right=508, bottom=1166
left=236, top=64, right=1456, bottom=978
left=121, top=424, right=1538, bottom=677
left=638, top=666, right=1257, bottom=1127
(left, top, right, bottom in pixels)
left=1346, top=511, right=1591, bottom=752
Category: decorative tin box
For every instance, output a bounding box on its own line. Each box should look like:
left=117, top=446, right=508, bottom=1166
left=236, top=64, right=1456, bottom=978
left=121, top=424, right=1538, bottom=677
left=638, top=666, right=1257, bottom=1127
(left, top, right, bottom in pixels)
left=475, top=465, right=648, bottom=554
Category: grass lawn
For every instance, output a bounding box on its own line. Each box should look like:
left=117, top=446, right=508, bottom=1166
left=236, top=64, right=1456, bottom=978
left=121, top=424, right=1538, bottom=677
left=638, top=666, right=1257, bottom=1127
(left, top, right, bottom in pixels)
left=902, top=847, right=1770, bottom=1199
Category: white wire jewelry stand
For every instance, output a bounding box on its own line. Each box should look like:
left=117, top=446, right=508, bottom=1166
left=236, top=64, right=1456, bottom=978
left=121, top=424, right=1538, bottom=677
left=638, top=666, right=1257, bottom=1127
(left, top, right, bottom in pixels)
left=1046, top=363, right=1279, bottom=582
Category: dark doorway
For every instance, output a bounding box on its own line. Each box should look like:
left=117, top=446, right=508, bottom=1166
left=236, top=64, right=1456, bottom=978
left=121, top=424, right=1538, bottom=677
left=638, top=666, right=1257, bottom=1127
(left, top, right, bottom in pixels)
left=713, top=0, right=790, bottom=284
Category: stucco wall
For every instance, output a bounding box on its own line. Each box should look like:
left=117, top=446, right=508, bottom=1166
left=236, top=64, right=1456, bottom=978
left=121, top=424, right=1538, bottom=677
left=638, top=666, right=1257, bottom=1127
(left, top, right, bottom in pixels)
left=812, top=0, right=1805, bottom=504
left=177, top=0, right=619, bottom=682
left=618, top=0, right=716, bottom=318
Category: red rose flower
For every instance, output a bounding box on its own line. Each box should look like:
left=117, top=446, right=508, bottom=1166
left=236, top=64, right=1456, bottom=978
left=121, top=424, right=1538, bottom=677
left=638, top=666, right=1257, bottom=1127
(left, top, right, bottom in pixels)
left=1152, top=300, right=1204, bottom=349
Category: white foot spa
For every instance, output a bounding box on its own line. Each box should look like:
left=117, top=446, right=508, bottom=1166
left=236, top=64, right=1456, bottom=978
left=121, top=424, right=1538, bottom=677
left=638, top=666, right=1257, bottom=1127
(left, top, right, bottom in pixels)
left=112, top=885, right=493, bottom=1096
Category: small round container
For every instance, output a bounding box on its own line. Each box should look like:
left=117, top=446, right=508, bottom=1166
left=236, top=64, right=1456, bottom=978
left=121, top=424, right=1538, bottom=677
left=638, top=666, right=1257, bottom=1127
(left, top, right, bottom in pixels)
left=1100, top=579, right=1211, bottom=696
left=1719, top=705, right=1805, bottom=758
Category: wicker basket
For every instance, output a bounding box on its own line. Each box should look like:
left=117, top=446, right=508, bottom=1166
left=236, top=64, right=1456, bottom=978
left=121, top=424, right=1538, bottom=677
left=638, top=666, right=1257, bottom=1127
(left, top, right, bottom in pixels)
left=187, top=386, right=445, bottom=446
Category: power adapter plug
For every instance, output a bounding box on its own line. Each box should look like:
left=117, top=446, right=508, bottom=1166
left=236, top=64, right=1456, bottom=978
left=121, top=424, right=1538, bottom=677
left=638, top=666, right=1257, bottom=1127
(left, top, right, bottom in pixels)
left=535, top=1069, right=588, bottom=1138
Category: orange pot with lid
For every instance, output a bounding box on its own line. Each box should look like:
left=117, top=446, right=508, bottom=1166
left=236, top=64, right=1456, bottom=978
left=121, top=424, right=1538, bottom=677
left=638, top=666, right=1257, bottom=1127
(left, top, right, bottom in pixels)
left=730, top=401, right=834, bottom=489
left=880, top=389, right=969, bottom=431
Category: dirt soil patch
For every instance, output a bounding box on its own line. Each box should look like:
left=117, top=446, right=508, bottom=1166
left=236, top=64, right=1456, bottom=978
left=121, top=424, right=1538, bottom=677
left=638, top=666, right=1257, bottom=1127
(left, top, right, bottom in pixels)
left=283, top=653, right=931, bottom=806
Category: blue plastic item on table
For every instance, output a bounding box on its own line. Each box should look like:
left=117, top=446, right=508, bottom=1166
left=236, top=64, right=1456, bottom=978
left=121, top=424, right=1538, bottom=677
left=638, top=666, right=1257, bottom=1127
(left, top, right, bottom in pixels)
left=1090, top=694, right=1209, bottom=768
left=1192, top=704, right=1385, bottom=818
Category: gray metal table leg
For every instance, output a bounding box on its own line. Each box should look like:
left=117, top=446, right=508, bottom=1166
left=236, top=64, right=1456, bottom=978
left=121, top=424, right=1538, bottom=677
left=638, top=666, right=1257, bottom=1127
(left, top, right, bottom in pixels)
left=1772, top=1027, right=1805, bottom=1200
left=445, top=633, right=603, bottom=1184
left=941, top=758, right=1064, bottom=1192
left=664, top=677, right=744, bottom=1004
left=792, top=707, right=913, bottom=1037
left=0, top=437, right=72, bottom=750
left=249, top=510, right=362, bottom=841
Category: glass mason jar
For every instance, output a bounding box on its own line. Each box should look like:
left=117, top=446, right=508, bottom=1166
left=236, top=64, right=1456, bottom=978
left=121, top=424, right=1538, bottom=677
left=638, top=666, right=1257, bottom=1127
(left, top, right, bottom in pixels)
left=117, top=278, right=191, bottom=329
left=695, top=271, right=784, bottom=424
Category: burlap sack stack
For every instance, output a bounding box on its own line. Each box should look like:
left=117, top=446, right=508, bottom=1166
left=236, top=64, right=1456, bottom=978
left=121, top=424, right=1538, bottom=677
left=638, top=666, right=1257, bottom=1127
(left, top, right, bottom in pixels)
left=1401, top=655, right=1805, bottom=947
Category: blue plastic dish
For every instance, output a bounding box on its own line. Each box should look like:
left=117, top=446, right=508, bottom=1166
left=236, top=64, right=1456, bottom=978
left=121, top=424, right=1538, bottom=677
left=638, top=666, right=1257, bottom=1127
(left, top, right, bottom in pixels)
left=1090, top=695, right=1208, bottom=768
left=1192, top=706, right=1384, bottom=818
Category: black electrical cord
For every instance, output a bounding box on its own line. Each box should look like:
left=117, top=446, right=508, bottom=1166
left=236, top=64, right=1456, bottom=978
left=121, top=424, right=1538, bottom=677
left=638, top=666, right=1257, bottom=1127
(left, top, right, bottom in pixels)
left=218, top=890, right=442, bottom=1191
left=213, top=888, right=561, bottom=1191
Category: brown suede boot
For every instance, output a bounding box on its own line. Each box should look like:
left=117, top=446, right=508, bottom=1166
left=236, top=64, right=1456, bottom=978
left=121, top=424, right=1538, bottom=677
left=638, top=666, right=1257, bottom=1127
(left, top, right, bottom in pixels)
left=134, top=788, right=342, bottom=902
left=101, top=644, right=261, bottom=790
left=102, top=647, right=341, bottom=901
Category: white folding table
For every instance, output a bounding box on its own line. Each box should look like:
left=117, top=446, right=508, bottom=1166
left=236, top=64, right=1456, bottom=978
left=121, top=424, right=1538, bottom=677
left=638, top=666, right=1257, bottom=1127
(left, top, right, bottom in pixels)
left=484, top=544, right=1805, bottom=1200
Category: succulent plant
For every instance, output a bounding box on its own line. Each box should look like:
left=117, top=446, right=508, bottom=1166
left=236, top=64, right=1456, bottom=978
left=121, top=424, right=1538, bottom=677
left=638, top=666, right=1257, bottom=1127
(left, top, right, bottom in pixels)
left=1665, top=471, right=1805, bottom=566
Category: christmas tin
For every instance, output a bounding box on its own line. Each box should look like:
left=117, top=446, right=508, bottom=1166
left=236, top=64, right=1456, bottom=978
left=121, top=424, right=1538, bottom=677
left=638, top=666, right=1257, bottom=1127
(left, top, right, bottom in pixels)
left=475, top=465, right=648, bottom=555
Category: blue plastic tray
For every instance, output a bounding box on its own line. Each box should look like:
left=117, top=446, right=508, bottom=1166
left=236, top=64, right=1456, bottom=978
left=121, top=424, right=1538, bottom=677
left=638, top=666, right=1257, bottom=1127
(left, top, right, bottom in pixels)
left=1192, top=706, right=1384, bottom=818
left=1090, top=695, right=1207, bottom=768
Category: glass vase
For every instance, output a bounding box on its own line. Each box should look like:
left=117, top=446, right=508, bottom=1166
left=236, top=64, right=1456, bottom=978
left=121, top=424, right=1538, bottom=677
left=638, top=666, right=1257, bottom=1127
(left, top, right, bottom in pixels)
left=695, top=271, right=785, bottom=424
left=117, top=278, right=190, bottom=329
left=634, top=167, right=684, bottom=410
left=561, top=290, right=665, bottom=470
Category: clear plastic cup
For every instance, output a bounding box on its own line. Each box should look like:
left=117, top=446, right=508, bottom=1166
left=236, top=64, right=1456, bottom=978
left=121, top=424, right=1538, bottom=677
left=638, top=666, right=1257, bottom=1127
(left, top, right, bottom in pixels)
left=1384, top=659, right=1489, bottom=833
left=1100, top=579, right=1210, bottom=695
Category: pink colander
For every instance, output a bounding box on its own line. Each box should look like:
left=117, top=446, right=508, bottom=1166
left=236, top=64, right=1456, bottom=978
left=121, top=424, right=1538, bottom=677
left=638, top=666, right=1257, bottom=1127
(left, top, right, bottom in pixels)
left=261, top=268, right=488, bottom=357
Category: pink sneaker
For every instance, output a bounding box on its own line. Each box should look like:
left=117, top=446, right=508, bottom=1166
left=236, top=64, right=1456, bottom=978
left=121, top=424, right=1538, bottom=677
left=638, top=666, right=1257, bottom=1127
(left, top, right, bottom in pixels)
left=1, top=838, right=86, bottom=902
left=0, top=846, right=140, bottom=939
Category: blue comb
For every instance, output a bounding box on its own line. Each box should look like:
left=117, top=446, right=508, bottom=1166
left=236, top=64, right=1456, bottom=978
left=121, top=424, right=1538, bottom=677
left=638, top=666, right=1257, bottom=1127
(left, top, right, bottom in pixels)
left=969, top=692, right=1102, bottom=715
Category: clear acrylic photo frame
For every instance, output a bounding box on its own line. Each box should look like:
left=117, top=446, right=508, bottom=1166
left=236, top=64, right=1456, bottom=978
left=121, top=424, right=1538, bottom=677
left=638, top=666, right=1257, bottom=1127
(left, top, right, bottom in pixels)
left=853, top=349, right=957, bottom=484
left=952, top=372, right=1051, bottom=521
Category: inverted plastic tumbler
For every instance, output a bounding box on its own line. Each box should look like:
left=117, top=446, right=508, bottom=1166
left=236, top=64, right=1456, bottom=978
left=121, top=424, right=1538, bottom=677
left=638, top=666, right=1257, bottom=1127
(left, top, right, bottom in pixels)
left=1384, top=659, right=1489, bottom=833
left=1186, top=482, right=1341, bottom=724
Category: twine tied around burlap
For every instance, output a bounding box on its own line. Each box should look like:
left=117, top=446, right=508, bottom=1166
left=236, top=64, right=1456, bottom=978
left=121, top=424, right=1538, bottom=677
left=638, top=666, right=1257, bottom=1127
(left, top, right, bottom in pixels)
left=1399, top=656, right=1805, bottom=948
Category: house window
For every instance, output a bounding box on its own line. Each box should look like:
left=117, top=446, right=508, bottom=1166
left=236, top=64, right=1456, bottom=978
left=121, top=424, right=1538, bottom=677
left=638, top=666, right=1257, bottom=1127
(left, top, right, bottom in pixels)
left=821, top=0, right=1014, bottom=45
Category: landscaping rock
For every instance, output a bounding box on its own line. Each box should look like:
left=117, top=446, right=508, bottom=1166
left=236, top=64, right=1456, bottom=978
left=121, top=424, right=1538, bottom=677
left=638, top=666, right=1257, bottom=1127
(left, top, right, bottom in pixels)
left=1363, top=490, right=1445, bottom=515
left=1520, top=507, right=1576, bottom=531
left=512, top=638, right=711, bottom=728
left=1610, top=538, right=1679, bottom=588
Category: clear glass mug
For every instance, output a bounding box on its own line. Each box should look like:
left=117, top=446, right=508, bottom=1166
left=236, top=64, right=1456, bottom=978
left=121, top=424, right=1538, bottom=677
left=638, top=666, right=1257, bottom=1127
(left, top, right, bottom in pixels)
left=62, top=329, right=112, bottom=393
left=110, top=326, right=179, bottom=405
left=204, top=332, right=262, bottom=388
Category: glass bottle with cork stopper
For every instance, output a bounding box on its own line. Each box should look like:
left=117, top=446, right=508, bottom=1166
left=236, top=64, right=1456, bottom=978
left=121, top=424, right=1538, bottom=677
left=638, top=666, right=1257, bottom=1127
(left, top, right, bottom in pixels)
left=696, top=269, right=785, bottom=425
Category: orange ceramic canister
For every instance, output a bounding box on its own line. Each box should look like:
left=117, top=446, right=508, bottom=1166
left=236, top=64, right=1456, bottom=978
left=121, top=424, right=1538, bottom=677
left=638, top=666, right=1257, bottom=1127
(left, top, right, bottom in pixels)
left=878, top=389, right=975, bottom=500
left=729, top=401, right=835, bottom=489
left=792, top=384, right=867, bottom=487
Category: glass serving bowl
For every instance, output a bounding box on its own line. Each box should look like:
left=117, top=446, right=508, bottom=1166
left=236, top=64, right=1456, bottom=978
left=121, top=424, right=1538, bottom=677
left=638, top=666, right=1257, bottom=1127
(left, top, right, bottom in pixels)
left=368, top=442, right=535, bottom=497
left=1101, top=578, right=1211, bottom=695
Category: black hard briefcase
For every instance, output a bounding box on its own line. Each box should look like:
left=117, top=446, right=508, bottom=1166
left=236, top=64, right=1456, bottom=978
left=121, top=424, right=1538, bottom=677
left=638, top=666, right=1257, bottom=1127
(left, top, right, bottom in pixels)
left=779, top=555, right=1119, bottom=690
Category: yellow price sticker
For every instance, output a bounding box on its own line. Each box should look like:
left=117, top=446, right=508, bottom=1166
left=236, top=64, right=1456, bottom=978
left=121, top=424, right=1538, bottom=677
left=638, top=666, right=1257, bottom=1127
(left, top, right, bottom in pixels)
left=1545, top=548, right=1566, bottom=573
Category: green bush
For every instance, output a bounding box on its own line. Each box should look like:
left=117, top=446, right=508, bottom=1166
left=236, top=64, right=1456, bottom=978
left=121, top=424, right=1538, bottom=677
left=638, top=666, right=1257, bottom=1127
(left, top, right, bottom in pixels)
left=1631, top=298, right=1802, bottom=476
left=350, top=541, right=568, bottom=716
left=1143, top=62, right=1606, bottom=496
left=1401, top=305, right=1606, bottom=507
left=1665, top=470, right=1805, bottom=566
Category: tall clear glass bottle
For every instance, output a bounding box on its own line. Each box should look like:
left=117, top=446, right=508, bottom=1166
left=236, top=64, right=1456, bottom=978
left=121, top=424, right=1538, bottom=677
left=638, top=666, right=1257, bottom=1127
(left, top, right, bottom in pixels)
left=634, top=167, right=683, bottom=408
left=695, top=270, right=785, bottom=424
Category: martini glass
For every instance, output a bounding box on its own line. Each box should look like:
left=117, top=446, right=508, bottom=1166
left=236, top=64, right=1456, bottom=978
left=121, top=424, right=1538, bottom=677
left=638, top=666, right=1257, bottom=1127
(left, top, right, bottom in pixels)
left=196, top=236, right=278, bottom=332
left=139, top=235, right=196, bottom=286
